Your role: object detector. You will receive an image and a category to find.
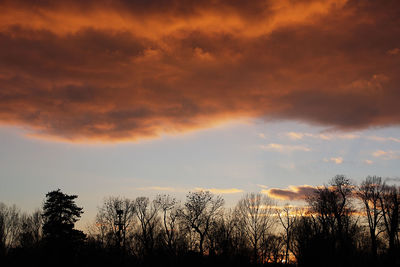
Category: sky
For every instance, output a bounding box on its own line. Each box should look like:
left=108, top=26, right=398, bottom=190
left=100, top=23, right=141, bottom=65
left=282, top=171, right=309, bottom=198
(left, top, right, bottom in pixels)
left=0, top=0, right=400, bottom=227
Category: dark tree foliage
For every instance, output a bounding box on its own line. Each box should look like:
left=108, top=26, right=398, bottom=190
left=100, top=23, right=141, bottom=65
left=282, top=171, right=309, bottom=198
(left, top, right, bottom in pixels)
left=42, top=189, right=86, bottom=265
left=42, top=189, right=85, bottom=242
left=379, top=184, right=400, bottom=264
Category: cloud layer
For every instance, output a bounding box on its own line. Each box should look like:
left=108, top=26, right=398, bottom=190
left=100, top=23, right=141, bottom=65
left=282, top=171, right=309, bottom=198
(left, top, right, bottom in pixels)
left=1, top=0, right=400, bottom=141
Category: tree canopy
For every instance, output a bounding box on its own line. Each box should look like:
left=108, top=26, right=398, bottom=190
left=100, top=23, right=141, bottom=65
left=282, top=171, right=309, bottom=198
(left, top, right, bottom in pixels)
left=42, top=189, right=85, bottom=244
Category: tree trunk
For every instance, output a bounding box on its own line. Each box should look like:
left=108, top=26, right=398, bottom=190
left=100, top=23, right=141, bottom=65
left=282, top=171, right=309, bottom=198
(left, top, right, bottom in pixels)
left=370, top=228, right=377, bottom=259
left=199, top=233, right=204, bottom=255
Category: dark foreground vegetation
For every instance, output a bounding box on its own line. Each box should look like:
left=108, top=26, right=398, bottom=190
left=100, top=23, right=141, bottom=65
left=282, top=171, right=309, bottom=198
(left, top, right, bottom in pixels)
left=1, top=175, right=400, bottom=267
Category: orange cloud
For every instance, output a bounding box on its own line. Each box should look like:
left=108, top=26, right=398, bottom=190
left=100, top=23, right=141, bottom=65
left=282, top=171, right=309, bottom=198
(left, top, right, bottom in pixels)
left=263, top=185, right=318, bottom=201
left=1, top=0, right=400, bottom=141
left=330, top=157, right=344, bottom=164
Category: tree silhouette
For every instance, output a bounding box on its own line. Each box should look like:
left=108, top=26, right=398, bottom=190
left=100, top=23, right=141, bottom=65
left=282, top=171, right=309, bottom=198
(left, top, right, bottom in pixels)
left=135, top=196, right=160, bottom=257
left=236, top=193, right=274, bottom=263
left=379, top=184, right=399, bottom=263
left=18, top=209, right=42, bottom=249
left=303, top=175, right=360, bottom=266
left=3, top=176, right=400, bottom=267
left=180, top=191, right=224, bottom=255
left=154, top=194, right=180, bottom=253
left=357, top=176, right=384, bottom=260
left=95, top=196, right=136, bottom=249
left=277, top=205, right=299, bottom=264
left=42, top=189, right=85, bottom=248
left=0, top=203, right=21, bottom=256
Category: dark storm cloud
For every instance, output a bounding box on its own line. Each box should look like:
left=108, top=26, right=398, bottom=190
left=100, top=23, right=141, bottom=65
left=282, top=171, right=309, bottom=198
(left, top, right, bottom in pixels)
left=266, top=185, right=318, bottom=201
left=0, top=0, right=399, bottom=141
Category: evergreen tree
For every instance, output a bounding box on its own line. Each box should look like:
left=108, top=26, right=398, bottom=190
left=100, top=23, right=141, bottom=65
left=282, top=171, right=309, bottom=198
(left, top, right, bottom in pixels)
left=42, top=189, right=85, bottom=247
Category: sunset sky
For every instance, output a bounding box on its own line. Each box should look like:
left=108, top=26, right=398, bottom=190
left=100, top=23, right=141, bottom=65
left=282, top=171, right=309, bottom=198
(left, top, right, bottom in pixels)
left=1, top=0, right=400, bottom=227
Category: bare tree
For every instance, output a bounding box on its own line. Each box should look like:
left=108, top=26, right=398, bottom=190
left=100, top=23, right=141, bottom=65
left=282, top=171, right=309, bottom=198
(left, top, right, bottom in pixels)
left=307, top=175, right=355, bottom=240
left=357, top=176, right=384, bottom=258
left=379, top=184, right=399, bottom=260
left=207, top=208, right=241, bottom=257
left=154, top=194, right=179, bottom=253
left=18, top=209, right=42, bottom=248
left=0, top=203, right=21, bottom=255
left=207, top=207, right=249, bottom=259
left=95, top=197, right=136, bottom=248
left=236, top=193, right=275, bottom=263
left=277, top=205, right=298, bottom=264
left=180, top=191, right=224, bottom=255
left=135, top=196, right=160, bottom=257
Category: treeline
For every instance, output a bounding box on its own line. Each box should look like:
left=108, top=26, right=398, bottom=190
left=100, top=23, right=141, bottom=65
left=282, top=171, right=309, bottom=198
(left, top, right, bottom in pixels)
left=1, top=175, right=400, bottom=267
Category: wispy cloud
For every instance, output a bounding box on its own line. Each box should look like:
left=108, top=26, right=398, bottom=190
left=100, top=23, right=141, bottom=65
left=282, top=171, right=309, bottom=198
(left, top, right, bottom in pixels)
left=364, top=159, right=373, bottom=165
left=367, top=136, right=400, bottom=143
left=195, top=187, right=243, bottom=194
left=286, top=132, right=304, bottom=140
left=137, top=186, right=243, bottom=194
left=288, top=133, right=400, bottom=143
left=260, top=143, right=311, bottom=153
left=332, top=134, right=360, bottom=140
left=372, top=150, right=400, bottom=160
left=285, top=132, right=360, bottom=141
left=323, top=157, right=344, bottom=164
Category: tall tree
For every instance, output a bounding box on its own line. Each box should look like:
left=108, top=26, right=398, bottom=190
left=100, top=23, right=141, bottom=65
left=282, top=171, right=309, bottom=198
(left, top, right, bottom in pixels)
left=236, top=193, right=274, bottom=263
left=135, top=196, right=160, bottom=257
left=42, top=189, right=85, bottom=246
left=18, top=209, right=42, bottom=248
left=180, top=191, right=224, bottom=255
left=0, top=203, right=21, bottom=256
left=306, top=175, right=359, bottom=266
left=154, top=194, right=179, bottom=253
left=307, top=175, right=355, bottom=241
left=95, top=196, right=136, bottom=248
left=277, top=205, right=298, bottom=264
left=357, top=176, right=384, bottom=259
left=379, top=184, right=399, bottom=261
